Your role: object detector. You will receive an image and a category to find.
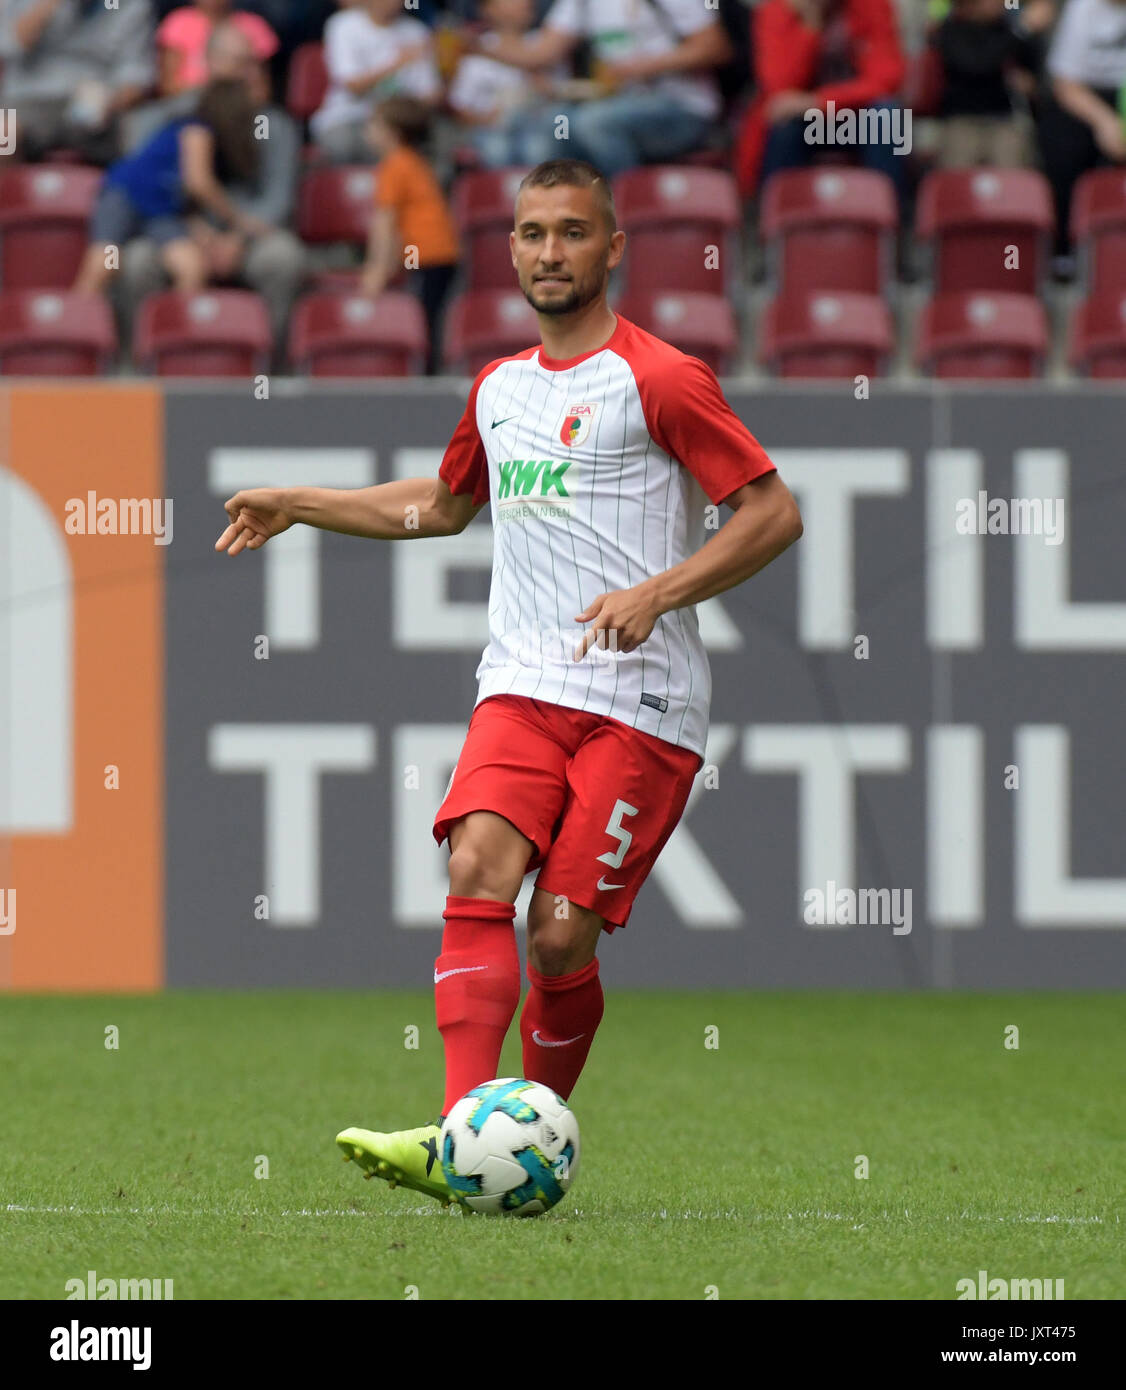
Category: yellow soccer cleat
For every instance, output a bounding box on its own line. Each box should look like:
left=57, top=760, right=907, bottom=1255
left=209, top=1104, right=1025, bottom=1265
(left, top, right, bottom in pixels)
left=336, top=1121, right=461, bottom=1208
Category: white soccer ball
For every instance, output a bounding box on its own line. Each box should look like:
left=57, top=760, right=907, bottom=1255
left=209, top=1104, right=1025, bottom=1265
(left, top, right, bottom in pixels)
left=440, top=1077, right=580, bottom=1216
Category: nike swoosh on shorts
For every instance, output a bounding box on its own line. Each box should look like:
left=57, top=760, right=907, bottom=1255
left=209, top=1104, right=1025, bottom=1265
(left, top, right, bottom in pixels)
left=596, top=876, right=624, bottom=891
left=434, top=965, right=489, bottom=984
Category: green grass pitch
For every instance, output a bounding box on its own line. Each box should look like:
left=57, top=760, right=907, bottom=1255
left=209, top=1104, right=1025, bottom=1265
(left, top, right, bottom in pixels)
left=2, top=992, right=1122, bottom=1300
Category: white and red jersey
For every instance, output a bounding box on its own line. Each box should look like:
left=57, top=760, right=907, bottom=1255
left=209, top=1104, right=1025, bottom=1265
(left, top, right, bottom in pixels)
left=438, top=314, right=776, bottom=759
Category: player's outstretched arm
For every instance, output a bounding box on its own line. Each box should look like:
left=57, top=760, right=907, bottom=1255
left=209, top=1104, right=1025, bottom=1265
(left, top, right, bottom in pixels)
left=214, top=477, right=484, bottom=555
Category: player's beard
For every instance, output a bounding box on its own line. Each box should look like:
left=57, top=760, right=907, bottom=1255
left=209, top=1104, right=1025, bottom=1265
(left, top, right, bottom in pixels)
left=521, top=264, right=605, bottom=317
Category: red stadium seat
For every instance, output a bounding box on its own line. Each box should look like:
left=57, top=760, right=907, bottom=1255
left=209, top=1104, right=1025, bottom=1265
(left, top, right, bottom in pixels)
left=0, top=290, right=115, bottom=375
left=451, top=143, right=483, bottom=173
left=442, top=289, right=537, bottom=374
left=450, top=168, right=530, bottom=290
left=917, top=291, right=1048, bottom=378
left=309, top=269, right=361, bottom=293
left=134, top=289, right=271, bottom=376
left=680, top=147, right=729, bottom=170
left=901, top=43, right=945, bottom=118
left=916, top=168, right=1054, bottom=295
left=0, top=164, right=102, bottom=289
left=288, top=291, right=427, bottom=376
left=616, top=291, right=738, bottom=374
left=613, top=166, right=740, bottom=295
left=761, top=168, right=897, bottom=295
left=760, top=290, right=894, bottom=378
left=286, top=42, right=328, bottom=122
left=1070, top=292, right=1126, bottom=378
left=296, top=166, right=377, bottom=246
left=1072, top=168, right=1126, bottom=299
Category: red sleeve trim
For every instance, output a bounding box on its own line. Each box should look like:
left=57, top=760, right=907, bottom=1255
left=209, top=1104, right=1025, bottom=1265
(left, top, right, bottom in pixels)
left=438, top=368, right=490, bottom=509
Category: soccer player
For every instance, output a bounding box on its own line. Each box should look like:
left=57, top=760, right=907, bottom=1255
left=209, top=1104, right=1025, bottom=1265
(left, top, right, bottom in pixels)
left=214, top=159, right=803, bottom=1208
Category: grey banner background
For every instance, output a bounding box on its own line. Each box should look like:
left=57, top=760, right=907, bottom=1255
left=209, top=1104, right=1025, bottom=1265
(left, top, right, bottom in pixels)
left=164, top=385, right=1126, bottom=989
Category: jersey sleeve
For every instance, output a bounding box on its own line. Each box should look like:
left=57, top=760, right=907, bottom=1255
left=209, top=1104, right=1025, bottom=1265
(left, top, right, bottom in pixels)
left=438, top=369, right=490, bottom=509
left=642, top=355, right=777, bottom=505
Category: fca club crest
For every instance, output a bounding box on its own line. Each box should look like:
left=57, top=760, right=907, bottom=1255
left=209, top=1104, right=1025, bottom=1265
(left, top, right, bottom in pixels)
left=560, top=402, right=597, bottom=448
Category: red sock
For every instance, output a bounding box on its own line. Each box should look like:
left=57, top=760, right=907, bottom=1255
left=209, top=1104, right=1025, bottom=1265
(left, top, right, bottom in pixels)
left=519, top=957, right=604, bottom=1101
left=435, top=896, right=520, bottom=1114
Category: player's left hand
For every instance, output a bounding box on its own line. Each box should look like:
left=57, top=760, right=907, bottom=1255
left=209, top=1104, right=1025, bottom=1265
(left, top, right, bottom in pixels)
left=573, top=586, right=661, bottom=661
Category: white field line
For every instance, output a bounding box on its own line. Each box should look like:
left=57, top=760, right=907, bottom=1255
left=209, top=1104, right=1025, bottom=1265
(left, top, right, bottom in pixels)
left=3, top=1203, right=1116, bottom=1225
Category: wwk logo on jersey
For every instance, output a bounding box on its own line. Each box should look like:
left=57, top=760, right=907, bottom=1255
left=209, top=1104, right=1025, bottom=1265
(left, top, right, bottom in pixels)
left=496, top=458, right=574, bottom=523
left=560, top=402, right=597, bottom=448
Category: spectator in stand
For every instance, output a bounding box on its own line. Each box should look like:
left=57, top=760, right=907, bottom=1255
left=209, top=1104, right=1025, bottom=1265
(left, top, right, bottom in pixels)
left=311, top=0, right=442, bottom=164
left=473, top=0, right=732, bottom=177
left=118, top=22, right=306, bottom=349
left=157, top=0, right=280, bottom=96
left=733, top=0, right=907, bottom=202
left=0, top=0, right=155, bottom=164
left=447, top=0, right=568, bottom=168
left=73, top=76, right=268, bottom=298
left=361, top=95, right=460, bottom=375
left=932, top=0, right=1040, bottom=168
left=1039, top=0, right=1126, bottom=263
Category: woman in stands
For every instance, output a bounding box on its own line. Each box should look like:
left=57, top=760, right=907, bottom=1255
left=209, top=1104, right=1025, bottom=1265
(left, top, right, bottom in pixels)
left=73, top=76, right=271, bottom=297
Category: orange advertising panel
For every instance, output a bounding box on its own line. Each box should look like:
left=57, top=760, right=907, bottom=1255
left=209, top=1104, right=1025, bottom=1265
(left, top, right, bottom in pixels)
left=1, top=384, right=164, bottom=990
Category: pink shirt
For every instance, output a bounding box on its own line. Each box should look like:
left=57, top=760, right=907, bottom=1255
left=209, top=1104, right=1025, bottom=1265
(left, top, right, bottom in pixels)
left=157, top=9, right=279, bottom=90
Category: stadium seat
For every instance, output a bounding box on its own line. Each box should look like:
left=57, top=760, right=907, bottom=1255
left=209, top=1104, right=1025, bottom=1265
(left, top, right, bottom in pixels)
left=761, top=168, right=897, bottom=295
left=916, top=168, right=1054, bottom=295
left=308, top=269, right=361, bottom=293
left=442, top=289, right=538, bottom=375
left=296, top=166, right=377, bottom=247
left=612, top=166, right=740, bottom=295
left=450, top=168, right=530, bottom=290
left=760, top=290, right=894, bottom=378
left=451, top=143, right=483, bottom=174
left=900, top=44, right=945, bottom=118
left=0, top=289, right=115, bottom=375
left=133, top=289, right=271, bottom=376
left=681, top=147, right=729, bottom=170
left=0, top=164, right=102, bottom=289
left=616, top=291, right=738, bottom=374
left=286, top=42, right=328, bottom=123
left=1072, top=168, right=1126, bottom=299
left=1070, top=292, right=1126, bottom=378
left=287, top=291, right=427, bottom=376
left=917, top=292, right=1048, bottom=379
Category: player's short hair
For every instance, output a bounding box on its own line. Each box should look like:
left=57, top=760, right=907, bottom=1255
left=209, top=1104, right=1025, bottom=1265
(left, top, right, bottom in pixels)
left=516, top=159, right=617, bottom=236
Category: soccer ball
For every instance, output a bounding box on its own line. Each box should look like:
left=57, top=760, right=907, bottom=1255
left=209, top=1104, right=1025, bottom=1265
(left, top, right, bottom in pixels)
left=440, top=1077, right=580, bottom=1216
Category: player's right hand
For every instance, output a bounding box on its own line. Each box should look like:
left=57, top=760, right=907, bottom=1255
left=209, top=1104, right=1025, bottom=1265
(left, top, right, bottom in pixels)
left=214, top=488, right=293, bottom=556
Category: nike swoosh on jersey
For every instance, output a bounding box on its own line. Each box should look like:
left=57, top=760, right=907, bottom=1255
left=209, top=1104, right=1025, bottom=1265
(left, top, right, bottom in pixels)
left=596, top=876, right=624, bottom=891
left=491, top=416, right=517, bottom=429
left=532, top=1029, right=585, bottom=1048
left=433, top=965, right=489, bottom=983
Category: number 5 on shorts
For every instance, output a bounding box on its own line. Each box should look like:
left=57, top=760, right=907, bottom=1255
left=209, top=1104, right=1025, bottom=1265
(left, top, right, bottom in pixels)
left=596, top=798, right=639, bottom=871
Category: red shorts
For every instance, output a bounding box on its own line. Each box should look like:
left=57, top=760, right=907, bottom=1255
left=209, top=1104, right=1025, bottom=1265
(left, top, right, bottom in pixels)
left=433, top=694, right=703, bottom=931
